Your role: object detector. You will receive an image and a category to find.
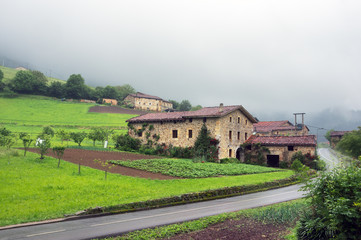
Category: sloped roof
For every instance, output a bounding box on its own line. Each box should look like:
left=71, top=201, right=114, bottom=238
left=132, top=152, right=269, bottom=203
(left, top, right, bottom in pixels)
left=245, top=135, right=317, bottom=146
left=127, top=105, right=258, bottom=123
left=253, top=121, right=292, bottom=133
left=330, top=131, right=350, bottom=137
left=128, top=92, right=163, bottom=101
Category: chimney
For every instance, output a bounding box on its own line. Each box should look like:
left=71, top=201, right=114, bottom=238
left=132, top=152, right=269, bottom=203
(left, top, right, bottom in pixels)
left=219, top=103, right=224, bottom=113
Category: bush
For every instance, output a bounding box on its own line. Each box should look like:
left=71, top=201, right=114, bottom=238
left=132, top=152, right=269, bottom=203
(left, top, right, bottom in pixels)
left=291, top=159, right=303, bottom=172
left=113, top=134, right=141, bottom=151
left=297, top=165, right=361, bottom=239
left=279, top=161, right=289, bottom=169
left=220, top=158, right=239, bottom=164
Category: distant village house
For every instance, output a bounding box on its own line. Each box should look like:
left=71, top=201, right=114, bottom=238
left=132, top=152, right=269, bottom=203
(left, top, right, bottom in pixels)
left=102, top=98, right=118, bottom=106
left=253, top=120, right=309, bottom=136
left=127, top=104, right=257, bottom=159
left=329, top=131, right=350, bottom=148
left=124, top=92, right=173, bottom=112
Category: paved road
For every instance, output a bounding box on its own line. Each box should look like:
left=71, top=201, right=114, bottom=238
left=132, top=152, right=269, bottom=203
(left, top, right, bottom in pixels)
left=317, top=147, right=341, bottom=171
left=0, top=184, right=305, bottom=240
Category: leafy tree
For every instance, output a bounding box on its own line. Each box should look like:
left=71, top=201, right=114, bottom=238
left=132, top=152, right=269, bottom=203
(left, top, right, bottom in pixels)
left=114, top=84, right=135, bottom=100
left=70, top=132, right=87, bottom=146
left=42, top=126, right=55, bottom=138
left=65, top=74, right=86, bottom=99
left=191, top=105, right=202, bottom=111
left=297, top=164, right=361, bottom=239
left=88, top=127, right=102, bottom=146
left=169, top=100, right=179, bottom=110
left=193, top=124, right=219, bottom=162
left=48, top=81, right=65, bottom=98
left=36, top=136, right=51, bottom=159
left=31, top=70, right=48, bottom=95
left=19, top=132, right=33, bottom=156
left=336, top=127, right=361, bottom=158
left=56, top=129, right=70, bottom=145
left=11, top=70, right=35, bottom=94
left=52, top=146, right=65, bottom=168
left=178, top=100, right=192, bottom=111
left=102, top=86, right=118, bottom=99
left=324, top=129, right=334, bottom=143
left=0, top=69, right=3, bottom=81
left=0, top=127, right=16, bottom=149
left=113, top=134, right=141, bottom=151
left=0, top=69, right=4, bottom=91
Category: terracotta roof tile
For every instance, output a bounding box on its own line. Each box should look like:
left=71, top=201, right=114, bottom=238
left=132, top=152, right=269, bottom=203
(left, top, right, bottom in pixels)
left=127, top=105, right=257, bottom=123
left=129, top=92, right=164, bottom=101
left=245, top=135, right=317, bottom=146
left=330, top=131, right=351, bottom=137
left=253, top=121, right=293, bottom=133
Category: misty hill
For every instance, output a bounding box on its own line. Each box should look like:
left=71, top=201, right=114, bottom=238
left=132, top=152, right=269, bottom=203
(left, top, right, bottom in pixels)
left=0, top=66, right=65, bottom=84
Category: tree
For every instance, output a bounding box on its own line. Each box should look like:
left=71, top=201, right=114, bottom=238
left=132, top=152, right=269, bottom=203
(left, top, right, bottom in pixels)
left=88, top=127, right=102, bottom=146
left=31, top=70, right=48, bottom=95
left=114, top=84, right=135, bottom=100
left=19, top=132, right=33, bottom=156
left=102, top=86, right=119, bottom=99
left=169, top=100, right=179, bottom=110
left=191, top=105, right=202, bottom=111
left=11, top=70, right=35, bottom=94
left=48, top=82, right=65, bottom=98
left=193, top=124, right=219, bottom=162
left=52, top=146, right=65, bottom=168
left=70, top=132, right=87, bottom=146
left=65, top=74, right=86, bottom=99
left=36, top=136, right=51, bottom=159
left=297, top=165, right=361, bottom=239
left=178, top=100, right=192, bottom=111
left=0, top=69, right=4, bottom=91
left=0, top=69, right=3, bottom=81
left=336, top=127, right=361, bottom=158
left=324, top=129, right=334, bottom=143
left=42, top=126, right=55, bottom=138
left=56, top=129, right=70, bottom=145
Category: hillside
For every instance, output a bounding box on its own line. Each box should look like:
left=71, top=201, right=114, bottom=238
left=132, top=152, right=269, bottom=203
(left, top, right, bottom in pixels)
left=0, top=66, right=65, bottom=84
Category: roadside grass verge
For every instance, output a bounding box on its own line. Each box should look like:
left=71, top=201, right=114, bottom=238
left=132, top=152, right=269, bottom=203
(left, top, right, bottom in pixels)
left=111, top=158, right=283, bottom=178
left=99, top=199, right=307, bottom=240
left=0, top=149, right=294, bottom=226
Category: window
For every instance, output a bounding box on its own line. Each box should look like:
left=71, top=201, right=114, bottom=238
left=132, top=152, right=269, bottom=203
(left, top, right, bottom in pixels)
left=230, top=117, right=232, bottom=122
left=245, top=133, right=248, bottom=140
left=188, top=129, right=193, bottom=138
left=149, top=103, right=151, bottom=105
left=172, top=130, right=178, bottom=138
left=137, top=129, right=142, bottom=137
left=238, top=117, right=240, bottom=123
left=237, top=132, right=240, bottom=140
left=229, top=131, right=232, bottom=140
left=229, top=149, right=232, bottom=157
left=203, top=117, right=207, bottom=123
left=288, top=146, right=294, bottom=151
left=189, top=118, right=192, bottom=123
left=245, top=120, right=248, bottom=125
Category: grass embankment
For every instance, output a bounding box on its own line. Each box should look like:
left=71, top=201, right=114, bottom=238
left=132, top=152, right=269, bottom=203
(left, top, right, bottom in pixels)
left=0, top=65, right=65, bottom=84
left=0, top=95, right=136, bottom=147
left=101, top=199, right=306, bottom=240
left=112, top=159, right=282, bottom=178
left=0, top=148, right=294, bottom=226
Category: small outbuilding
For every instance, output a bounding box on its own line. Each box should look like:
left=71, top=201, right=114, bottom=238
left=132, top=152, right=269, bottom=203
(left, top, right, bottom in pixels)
left=102, top=98, right=118, bottom=106
left=244, top=135, right=317, bottom=167
left=330, top=131, right=350, bottom=148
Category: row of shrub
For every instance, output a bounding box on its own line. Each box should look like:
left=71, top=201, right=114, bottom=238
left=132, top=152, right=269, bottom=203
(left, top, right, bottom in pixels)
left=78, top=174, right=300, bottom=216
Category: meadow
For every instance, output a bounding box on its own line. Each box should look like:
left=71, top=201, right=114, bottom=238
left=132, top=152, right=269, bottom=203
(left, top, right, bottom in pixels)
left=0, top=148, right=294, bottom=226
left=0, top=95, right=136, bottom=146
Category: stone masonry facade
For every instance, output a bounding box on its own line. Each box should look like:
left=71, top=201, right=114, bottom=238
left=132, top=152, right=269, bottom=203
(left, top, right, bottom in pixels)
left=127, top=105, right=256, bottom=159
left=124, top=92, right=173, bottom=112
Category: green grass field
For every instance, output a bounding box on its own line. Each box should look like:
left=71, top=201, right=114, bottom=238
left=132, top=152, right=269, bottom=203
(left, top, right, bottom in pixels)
left=0, top=148, right=294, bottom=226
left=112, top=158, right=283, bottom=178
left=0, top=95, right=136, bottom=146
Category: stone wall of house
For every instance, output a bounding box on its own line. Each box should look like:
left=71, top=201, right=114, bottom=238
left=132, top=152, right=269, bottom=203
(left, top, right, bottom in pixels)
left=257, top=127, right=309, bottom=137
left=266, top=145, right=316, bottom=163
left=124, top=95, right=172, bottom=112
left=128, top=109, right=254, bottom=159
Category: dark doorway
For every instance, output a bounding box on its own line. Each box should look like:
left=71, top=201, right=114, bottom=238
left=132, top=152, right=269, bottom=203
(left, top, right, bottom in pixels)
left=267, top=155, right=279, bottom=167
left=236, top=147, right=244, bottom=162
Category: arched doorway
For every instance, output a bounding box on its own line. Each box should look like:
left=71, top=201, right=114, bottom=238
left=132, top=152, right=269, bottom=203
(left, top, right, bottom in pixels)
left=236, top=147, right=244, bottom=162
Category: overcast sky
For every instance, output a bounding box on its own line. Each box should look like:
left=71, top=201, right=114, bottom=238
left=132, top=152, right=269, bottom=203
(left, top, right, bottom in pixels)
left=1, top=0, right=361, bottom=123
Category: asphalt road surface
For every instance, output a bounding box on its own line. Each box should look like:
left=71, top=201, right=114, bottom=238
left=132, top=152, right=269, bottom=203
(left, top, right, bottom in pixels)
left=0, top=184, right=305, bottom=240
left=317, top=147, right=341, bottom=171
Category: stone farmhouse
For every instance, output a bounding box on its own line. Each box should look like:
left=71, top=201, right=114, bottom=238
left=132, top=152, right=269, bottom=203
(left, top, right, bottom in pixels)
left=253, top=120, right=309, bottom=136
left=124, top=92, right=173, bottom=112
left=245, top=135, right=317, bottom=167
left=329, top=131, right=350, bottom=148
left=127, top=104, right=258, bottom=159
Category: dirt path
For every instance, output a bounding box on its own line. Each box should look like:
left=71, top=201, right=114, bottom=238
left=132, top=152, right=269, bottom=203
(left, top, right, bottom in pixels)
left=27, top=148, right=179, bottom=180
